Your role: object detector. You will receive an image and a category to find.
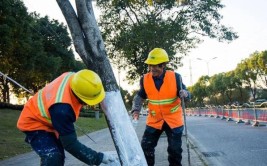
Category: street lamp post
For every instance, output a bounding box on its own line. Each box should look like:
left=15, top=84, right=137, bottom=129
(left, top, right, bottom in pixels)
left=197, top=57, right=218, bottom=76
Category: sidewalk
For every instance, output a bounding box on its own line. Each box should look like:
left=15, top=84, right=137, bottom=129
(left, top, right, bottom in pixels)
left=0, top=116, right=206, bottom=166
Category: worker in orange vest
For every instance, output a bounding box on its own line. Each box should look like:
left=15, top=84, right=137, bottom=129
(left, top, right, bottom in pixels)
left=131, top=48, right=190, bottom=166
left=17, top=69, right=116, bottom=165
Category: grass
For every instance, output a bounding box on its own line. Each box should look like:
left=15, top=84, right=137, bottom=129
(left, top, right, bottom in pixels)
left=0, top=108, right=108, bottom=161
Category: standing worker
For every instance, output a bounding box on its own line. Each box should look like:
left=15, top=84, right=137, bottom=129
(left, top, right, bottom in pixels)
left=17, top=69, right=116, bottom=165
left=131, top=48, right=190, bottom=166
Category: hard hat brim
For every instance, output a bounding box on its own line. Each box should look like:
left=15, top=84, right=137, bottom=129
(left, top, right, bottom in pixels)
left=144, top=59, right=168, bottom=65
left=77, top=87, right=105, bottom=106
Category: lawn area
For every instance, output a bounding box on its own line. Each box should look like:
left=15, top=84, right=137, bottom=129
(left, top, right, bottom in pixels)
left=0, top=108, right=108, bottom=161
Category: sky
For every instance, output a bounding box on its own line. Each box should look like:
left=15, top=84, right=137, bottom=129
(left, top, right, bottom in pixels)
left=22, top=0, right=267, bottom=91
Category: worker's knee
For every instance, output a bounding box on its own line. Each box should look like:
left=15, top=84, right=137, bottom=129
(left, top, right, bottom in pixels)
left=40, top=152, right=65, bottom=166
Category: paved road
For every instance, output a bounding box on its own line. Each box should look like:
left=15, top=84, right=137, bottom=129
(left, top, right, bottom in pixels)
left=187, top=116, right=267, bottom=166
left=0, top=116, right=206, bottom=166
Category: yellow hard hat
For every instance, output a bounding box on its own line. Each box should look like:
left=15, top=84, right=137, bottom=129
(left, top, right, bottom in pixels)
left=144, top=48, right=169, bottom=65
left=70, top=69, right=105, bottom=105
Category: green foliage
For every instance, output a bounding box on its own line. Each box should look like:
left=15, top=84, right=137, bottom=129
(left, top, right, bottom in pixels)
left=234, top=51, right=267, bottom=100
left=125, top=89, right=138, bottom=110
left=188, top=50, right=267, bottom=107
left=119, top=87, right=140, bottom=110
left=0, top=0, right=85, bottom=102
left=0, top=0, right=34, bottom=102
left=257, top=89, right=267, bottom=100
left=119, top=86, right=132, bottom=110
left=188, top=75, right=209, bottom=106
left=255, top=51, right=267, bottom=87
left=188, top=72, right=251, bottom=107
left=12, top=14, right=78, bottom=94
left=97, top=0, right=238, bottom=82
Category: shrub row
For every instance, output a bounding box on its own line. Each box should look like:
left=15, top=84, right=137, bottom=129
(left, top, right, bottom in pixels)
left=80, top=108, right=103, bottom=118
left=0, top=102, right=24, bottom=110
left=0, top=102, right=104, bottom=118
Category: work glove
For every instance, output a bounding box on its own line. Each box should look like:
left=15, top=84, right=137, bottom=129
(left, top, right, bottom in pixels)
left=131, top=110, right=140, bottom=120
left=179, top=89, right=188, bottom=98
left=102, top=152, right=118, bottom=164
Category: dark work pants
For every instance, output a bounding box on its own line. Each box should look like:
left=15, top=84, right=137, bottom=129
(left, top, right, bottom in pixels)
left=24, top=130, right=65, bottom=166
left=141, top=122, right=183, bottom=166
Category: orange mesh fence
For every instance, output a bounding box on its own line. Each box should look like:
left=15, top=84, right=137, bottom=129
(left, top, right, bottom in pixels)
left=186, top=108, right=267, bottom=123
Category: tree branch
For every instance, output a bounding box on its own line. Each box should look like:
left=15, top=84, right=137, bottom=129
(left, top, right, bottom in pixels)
left=127, top=3, right=141, bottom=25
left=75, top=0, right=106, bottom=61
left=56, top=0, right=92, bottom=66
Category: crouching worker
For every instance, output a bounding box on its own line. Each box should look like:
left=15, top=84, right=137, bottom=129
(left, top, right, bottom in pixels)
left=17, top=69, right=116, bottom=166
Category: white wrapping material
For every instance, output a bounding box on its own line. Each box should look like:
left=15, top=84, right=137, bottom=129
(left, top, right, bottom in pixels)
left=101, top=91, right=147, bottom=166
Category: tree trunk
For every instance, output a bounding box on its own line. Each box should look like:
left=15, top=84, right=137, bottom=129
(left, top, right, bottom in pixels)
left=0, top=78, right=9, bottom=103
left=56, top=0, right=147, bottom=165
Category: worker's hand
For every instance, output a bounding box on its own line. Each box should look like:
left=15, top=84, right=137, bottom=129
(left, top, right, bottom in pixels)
left=179, top=90, right=188, bottom=98
left=132, top=110, right=140, bottom=120
left=102, top=152, right=118, bottom=164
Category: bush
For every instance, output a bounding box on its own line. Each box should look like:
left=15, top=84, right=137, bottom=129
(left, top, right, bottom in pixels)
left=0, top=102, right=23, bottom=110
left=80, top=107, right=103, bottom=118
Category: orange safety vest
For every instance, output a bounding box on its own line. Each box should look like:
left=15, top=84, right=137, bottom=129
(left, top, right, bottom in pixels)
left=17, top=72, right=83, bottom=136
left=144, top=70, right=183, bottom=129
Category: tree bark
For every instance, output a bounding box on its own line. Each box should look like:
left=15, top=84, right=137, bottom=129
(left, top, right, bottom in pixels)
left=56, top=0, right=147, bottom=165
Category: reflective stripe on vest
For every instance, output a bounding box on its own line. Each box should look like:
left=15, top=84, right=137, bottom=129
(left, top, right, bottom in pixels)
left=170, top=104, right=180, bottom=113
left=37, top=89, right=48, bottom=120
left=37, top=72, right=74, bottom=122
left=148, top=97, right=178, bottom=105
left=148, top=97, right=180, bottom=115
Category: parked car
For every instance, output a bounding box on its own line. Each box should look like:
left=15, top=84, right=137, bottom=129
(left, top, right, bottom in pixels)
left=252, top=99, right=266, bottom=105
left=248, top=99, right=267, bottom=107
left=242, top=103, right=252, bottom=108
left=260, top=102, right=267, bottom=108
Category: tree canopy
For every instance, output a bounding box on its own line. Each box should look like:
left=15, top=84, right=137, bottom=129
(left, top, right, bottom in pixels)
left=188, top=50, right=267, bottom=107
left=0, top=0, right=85, bottom=102
left=97, top=0, right=238, bottom=82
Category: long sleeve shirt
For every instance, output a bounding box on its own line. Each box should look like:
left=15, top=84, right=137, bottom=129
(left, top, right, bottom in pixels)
left=49, top=103, right=103, bottom=165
